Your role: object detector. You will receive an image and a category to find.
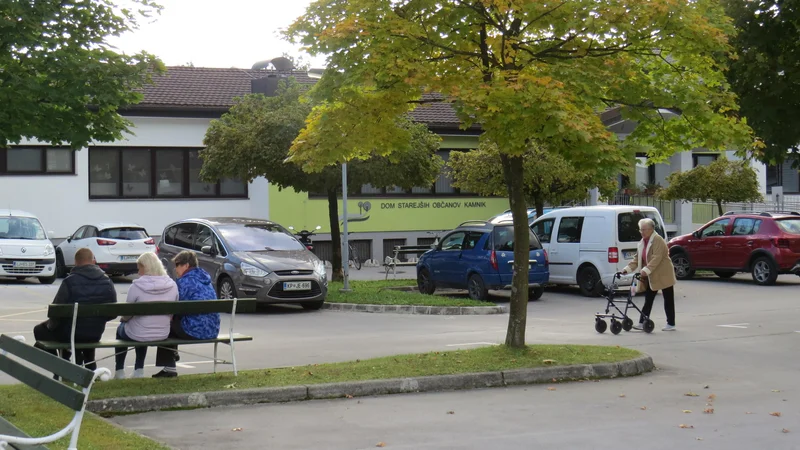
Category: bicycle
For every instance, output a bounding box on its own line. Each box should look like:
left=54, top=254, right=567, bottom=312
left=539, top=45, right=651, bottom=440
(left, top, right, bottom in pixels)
left=344, top=233, right=361, bottom=270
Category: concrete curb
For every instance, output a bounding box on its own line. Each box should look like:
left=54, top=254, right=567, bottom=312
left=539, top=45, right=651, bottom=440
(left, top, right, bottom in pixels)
left=322, top=302, right=508, bottom=315
left=88, top=354, right=654, bottom=415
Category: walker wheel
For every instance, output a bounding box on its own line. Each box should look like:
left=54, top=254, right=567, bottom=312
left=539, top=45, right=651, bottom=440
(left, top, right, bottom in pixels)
left=610, top=319, right=623, bottom=335
left=595, top=318, right=608, bottom=334
left=643, top=319, right=655, bottom=334
left=622, top=318, right=634, bottom=332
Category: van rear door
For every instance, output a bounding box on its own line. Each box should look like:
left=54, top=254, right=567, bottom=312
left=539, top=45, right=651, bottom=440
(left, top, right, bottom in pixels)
left=616, top=209, right=666, bottom=271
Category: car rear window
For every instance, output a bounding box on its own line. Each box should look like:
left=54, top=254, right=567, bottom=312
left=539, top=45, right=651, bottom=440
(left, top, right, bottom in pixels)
left=218, top=224, right=305, bottom=252
left=775, top=219, right=800, bottom=234
left=99, top=227, right=149, bottom=240
left=618, top=211, right=665, bottom=242
left=491, top=225, right=542, bottom=251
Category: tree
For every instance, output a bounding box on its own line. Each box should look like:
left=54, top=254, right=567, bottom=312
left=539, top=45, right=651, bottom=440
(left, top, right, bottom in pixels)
left=287, top=0, right=756, bottom=347
left=200, top=79, right=442, bottom=280
left=659, top=158, right=763, bottom=216
left=724, top=0, right=800, bottom=165
left=0, top=0, right=164, bottom=148
left=449, top=143, right=620, bottom=216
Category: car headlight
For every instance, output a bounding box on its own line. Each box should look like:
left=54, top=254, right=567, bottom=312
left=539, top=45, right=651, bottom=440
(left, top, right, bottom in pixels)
left=314, top=260, right=326, bottom=278
left=241, top=262, right=269, bottom=278
left=43, top=244, right=54, bottom=257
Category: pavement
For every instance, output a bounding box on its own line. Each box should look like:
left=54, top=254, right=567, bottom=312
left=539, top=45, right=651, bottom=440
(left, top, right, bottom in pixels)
left=1, top=273, right=799, bottom=449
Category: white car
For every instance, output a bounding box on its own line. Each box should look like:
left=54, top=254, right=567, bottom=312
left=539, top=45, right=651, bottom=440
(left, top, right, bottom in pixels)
left=0, top=210, right=57, bottom=284
left=530, top=205, right=668, bottom=296
left=56, top=223, right=155, bottom=278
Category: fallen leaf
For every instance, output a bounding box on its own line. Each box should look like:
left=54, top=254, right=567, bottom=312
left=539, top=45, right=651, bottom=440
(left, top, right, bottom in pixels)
left=770, top=412, right=782, bottom=417
left=345, top=394, right=354, bottom=399
left=232, top=428, right=243, bottom=432
left=679, top=424, right=694, bottom=429
left=619, top=394, right=626, bottom=398
left=696, top=437, right=704, bottom=441
left=376, top=443, right=387, bottom=448
left=704, top=408, right=715, bottom=414
left=547, top=387, right=557, bottom=391
left=772, top=389, right=781, bottom=393
left=542, top=359, right=556, bottom=365
left=782, top=429, right=790, bottom=433
left=707, top=394, right=716, bottom=401
left=224, top=383, right=237, bottom=389
left=685, top=392, right=700, bottom=397
left=704, top=385, right=710, bottom=389
left=683, top=410, right=693, bottom=414
left=447, top=411, right=455, bottom=415
left=640, top=406, right=648, bottom=410
left=746, top=412, right=754, bottom=415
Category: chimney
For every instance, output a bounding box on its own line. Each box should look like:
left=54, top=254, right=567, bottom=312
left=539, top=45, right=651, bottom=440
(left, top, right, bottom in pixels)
left=251, top=74, right=280, bottom=97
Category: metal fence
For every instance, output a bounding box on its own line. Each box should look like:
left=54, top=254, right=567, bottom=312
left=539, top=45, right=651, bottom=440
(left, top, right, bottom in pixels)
left=608, top=195, right=676, bottom=224
left=691, top=200, right=800, bottom=225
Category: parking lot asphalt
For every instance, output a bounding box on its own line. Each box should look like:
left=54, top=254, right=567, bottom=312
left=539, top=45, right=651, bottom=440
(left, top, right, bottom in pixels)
left=2, top=272, right=799, bottom=449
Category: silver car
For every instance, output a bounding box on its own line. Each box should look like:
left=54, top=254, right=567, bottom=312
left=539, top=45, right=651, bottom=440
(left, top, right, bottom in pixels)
left=157, top=217, right=328, bottom=310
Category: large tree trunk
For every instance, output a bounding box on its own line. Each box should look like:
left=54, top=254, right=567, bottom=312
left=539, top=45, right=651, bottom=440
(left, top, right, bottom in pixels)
left=534, top=198, right=545, bottom=218
left=327, top=189, right=344, bottom=282
left=716, top=200, right=724, bottom=216
left=500, top=153, right=529, bottom=348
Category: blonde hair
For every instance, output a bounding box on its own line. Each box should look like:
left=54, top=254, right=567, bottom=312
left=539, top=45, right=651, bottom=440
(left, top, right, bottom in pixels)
left=137, top=252, right=167, bottom=277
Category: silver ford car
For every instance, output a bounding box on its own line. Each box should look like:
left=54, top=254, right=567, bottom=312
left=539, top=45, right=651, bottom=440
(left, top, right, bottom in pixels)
left=156, top=217, right=327, bottom=310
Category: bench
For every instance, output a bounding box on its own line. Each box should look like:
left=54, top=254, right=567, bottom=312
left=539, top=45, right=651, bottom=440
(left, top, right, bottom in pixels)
left=384, top=245, right=432, bottom=280
left=39, top=298, right=257, bottom=376
left=0, top=334, right=110, bottom=450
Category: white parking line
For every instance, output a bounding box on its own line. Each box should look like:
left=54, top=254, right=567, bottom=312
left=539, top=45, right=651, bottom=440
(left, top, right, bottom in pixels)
left=717, top=323, right=749, bottom=329
left=446, top=342, right=499, bottom=347
left=127, top=361, right=214, bottom=370
left=0, top=309, right=46, bottom=319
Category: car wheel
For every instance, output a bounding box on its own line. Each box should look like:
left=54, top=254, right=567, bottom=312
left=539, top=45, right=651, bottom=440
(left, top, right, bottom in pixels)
left=751, top=256, right=778, bottom=286
left=55, top=252, right=68, bottom=279
left=529, top=286, right=544, bottom=301
left=467, top=274, right=489, bottom=301
left=301, top=300, right=325, bottom=310
left=218, top=276, right=237, bottom=299
left=714, top=271, right=736, bottom=279
left=417, top=268, right=436, bottom=295
left=39, top=275, right=56, bottom=285
left=577, top=265, right=602, bottom=297
left=671, top=252, right=695, bottom=280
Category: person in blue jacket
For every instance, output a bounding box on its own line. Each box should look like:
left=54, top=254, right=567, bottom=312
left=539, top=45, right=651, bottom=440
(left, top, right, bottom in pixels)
left=153, top=250, right=220, bottom=378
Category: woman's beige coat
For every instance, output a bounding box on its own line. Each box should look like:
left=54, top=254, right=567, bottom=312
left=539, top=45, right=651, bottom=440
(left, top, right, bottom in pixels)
left=622, top=233, right=677, bottom=292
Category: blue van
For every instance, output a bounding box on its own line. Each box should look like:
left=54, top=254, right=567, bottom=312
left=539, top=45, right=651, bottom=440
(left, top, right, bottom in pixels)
left=416, top=220, right=550, bottom=301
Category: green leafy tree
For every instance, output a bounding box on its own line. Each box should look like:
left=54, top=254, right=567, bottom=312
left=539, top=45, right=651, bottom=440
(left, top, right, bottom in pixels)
left=659, top=158, right=763, bottom=216
left=200, top=79, right=442, bottom=280
left=724, top=0, right=800, bottom=165
left=288, top=0, right=757, bottom=347
left=449, top=143, right=619, bottom=216
left=0, top=0, right=164, bottom=148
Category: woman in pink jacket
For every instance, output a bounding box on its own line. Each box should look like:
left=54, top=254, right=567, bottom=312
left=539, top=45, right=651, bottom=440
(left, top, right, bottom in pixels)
left=114, top=252, right=178, bottom=379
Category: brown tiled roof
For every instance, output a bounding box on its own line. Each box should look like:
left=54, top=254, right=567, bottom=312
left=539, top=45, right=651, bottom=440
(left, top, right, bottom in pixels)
left=131, top=66, right=469, bottom=129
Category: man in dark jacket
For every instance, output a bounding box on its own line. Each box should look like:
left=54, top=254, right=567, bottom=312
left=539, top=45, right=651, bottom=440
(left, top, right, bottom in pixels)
left=33, top=248, right=117, bottom=370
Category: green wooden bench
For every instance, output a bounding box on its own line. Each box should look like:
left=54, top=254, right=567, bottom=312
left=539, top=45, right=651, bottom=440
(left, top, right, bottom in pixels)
left=0, top=334, right=110, bottom=450
left=38, top=299, right=257, bottom=376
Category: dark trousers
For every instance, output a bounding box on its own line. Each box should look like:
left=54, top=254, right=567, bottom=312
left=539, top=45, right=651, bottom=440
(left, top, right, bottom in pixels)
left=114, top=323, right=148, bottom=371
left=154, top=318, right=197, bottom=369
left=33, top=321, right=98, bottom=371
left=640, top=283, right=676, bottom=326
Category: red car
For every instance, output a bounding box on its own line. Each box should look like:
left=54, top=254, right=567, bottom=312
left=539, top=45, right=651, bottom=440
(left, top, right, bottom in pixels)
left=668, top=211, right=800, bottom=285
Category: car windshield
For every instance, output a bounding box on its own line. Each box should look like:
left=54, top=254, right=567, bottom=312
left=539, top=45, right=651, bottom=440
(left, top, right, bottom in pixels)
left=775, top=219, right=800, bottom=235
left=99, top=227, right=149, bottom=240
left=492, top=225, right=542, bottom=250
left=618, top=211, right=665, bottom=242
left=218, top=224, right=305, bottom=252
left=0, top=216, right=46, bottom=240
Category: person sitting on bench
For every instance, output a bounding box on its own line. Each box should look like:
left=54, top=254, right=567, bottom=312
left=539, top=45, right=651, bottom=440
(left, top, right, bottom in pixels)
left=153, top=250, right=220, bottom=378
left=33, top=248, right=117, bottom=371
left=114, top=252, right=178, bottom=379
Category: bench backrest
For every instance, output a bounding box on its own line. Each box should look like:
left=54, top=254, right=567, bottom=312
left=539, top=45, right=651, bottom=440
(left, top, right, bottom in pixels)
left=47, top=298, right=257, bottom=319
left=0, top=335, right=92, bottom=411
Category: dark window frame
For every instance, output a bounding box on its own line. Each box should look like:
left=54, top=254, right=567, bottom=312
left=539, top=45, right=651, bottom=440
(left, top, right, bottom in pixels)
left=0, top=147, right=75, bottom=175
left=557, top=217, right=585, bottom=244
left=88, top=147, right=248, bottom=200
left=692, top=153, right=719, bottom=168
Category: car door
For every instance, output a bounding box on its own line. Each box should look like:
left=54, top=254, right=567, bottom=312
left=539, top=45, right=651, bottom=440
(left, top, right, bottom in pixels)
left=194, top=225, right=224, bottom=280
left=162, top=223, right=197, bottom=275
left=426, top=231, right=466, bottom=287
left=693, top=218, right=731, bottom=267
left=60, top=226, right=87, bottom=266
left=459, top=231, right=489, bottom=284
left=727, top=218, right=763, bottom=269
left=548, top=216, right=584, bottom=283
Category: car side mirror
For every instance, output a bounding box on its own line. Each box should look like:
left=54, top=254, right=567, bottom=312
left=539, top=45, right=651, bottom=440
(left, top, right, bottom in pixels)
left=693, top=231, right=701, bottom=239
left=201, top=245, right=216, bottom=256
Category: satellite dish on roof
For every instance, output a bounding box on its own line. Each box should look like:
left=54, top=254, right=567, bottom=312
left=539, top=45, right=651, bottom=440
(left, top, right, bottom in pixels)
left=251, top=57, right=294, bottom=71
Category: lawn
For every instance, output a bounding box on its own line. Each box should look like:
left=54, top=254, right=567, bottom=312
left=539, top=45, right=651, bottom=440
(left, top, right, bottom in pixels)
left=326, top=279, right=496, bottom=307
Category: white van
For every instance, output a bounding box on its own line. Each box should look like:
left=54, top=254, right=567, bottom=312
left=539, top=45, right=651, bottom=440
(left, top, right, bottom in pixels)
left=0, top=210, right=57, bottom=284
left=530, top=206, right=667, bottom=296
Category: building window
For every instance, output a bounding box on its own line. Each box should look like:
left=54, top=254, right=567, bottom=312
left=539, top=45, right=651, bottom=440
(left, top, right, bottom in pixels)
left=766, top=164, right=782, bottom=194
left=0, top=147, right=74, bottom=175
left=692, top=153, right=718, bottom=168
left=89, top=147, right=247, bottom=199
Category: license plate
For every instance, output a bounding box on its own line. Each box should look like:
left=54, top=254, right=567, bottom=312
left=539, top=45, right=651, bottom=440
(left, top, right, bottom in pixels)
left=283, top=281, right=311, bottom=291
left=623, top=250, right=636, bottom=260
left=119, top=255, right=138, bottom=262
left=12, top=261, right=35, bottom=268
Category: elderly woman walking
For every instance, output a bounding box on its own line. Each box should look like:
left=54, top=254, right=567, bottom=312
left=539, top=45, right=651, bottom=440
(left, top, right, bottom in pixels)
left=621, top=218, right=678, bottom=331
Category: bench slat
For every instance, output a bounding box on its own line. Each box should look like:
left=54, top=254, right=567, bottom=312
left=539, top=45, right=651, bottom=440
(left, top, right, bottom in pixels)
left=0, top=417, right=48, bottom=449
left=0, top=355, right=85, bottom=411
left=48, top=299, right=257, bottom=319
left=37, top=333, right=253, bottom=350
left=0, top=335, right=94, bottom=388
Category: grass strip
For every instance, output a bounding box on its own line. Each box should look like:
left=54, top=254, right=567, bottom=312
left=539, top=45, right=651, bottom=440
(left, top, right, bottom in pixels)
left=326, top=280, right=495, bottom=306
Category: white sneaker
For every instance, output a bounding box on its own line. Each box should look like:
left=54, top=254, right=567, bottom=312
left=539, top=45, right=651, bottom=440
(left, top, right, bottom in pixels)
left=114, top=369, right=126, bottom=380
left=632, top=322, right=644, bottom=330
left=132, top=369, right=145, bottom=379
left=662, top=324, right=676, bottom=331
